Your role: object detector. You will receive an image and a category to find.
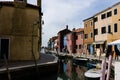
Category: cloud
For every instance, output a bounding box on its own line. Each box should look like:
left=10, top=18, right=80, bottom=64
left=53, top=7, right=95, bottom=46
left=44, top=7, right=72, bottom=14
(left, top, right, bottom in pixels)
left=42, top=0, right=97, bottom=46
left=1, top=0, right=120, bottom=46
left=42, top=0, right=96, bottom=26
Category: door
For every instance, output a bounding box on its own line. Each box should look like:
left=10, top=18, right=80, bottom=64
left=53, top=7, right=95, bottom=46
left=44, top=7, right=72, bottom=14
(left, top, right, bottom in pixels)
left=90, top=44, right=94, bottom=55
left=0, top=39, right=9, bottom=59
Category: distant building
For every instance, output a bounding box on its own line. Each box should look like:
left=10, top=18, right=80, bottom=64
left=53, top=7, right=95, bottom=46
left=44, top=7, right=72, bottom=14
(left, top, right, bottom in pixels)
left=0, top=0, right=42, bottom=60
left=48, top=36, right=58, bottom=51
left=75, top=28, right=84, bottom=54
left=57, top=25, right=71, bottom=52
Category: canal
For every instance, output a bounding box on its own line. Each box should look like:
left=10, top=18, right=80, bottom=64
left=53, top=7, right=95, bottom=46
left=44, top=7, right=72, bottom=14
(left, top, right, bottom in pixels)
left=1, top=53, right=114, bottom=80
left=40, top=58, right=114, bottom=80
left=40, top=58, right=101, bottom=80
left=7, top=58, right=93, bottom=80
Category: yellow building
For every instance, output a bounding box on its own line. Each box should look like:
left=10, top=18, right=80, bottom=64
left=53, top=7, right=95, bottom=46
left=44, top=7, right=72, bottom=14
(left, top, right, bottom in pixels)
left=93, top=2, right=120, bottom=56
left=0, top=0, right=42, bottom=60
left=83, top=17, right=94, bottom=55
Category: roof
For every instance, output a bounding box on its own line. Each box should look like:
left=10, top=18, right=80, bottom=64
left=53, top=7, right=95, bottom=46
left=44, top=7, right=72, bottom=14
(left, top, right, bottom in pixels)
left=83, top=2, right=120, bottom=21
left=58, top=29, right=70, bottom=33
left=94, top=2, right=120, bottom=16
left=83, top=16, right=93, bottom=22
left=0, top=1, right=39, bottom=9
left=73, top=28, right=84, bottom=33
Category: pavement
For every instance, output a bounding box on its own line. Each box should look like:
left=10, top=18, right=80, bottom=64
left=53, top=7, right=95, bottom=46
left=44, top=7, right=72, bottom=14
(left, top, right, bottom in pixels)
left=0, top=53, right=57, bottom=71
left=115, top=61, right=120, bottom=80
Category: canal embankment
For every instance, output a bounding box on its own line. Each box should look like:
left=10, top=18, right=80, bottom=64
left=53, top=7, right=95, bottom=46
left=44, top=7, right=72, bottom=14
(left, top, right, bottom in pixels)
left=0, top=53, right=58, bottom=80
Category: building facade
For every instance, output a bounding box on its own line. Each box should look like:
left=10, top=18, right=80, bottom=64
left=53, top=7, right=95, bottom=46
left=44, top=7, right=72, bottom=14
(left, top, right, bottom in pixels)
left=93, top=2, right=120, bottom=56
left=83, top=17, right=94, bottom=55
left=66, top=32, right=73, bottom=54
left=0, top=0, right=42, bottom=60
left=57, top=25, right=71, bottom=52
left=67, top=28, right=84, bottom=54
left=75, top=28, right=84, bottom=54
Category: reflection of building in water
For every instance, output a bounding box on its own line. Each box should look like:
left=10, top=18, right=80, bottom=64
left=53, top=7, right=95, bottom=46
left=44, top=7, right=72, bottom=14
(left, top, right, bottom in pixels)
left=57, top=59, right=87, bottom=80
left=66, top=60, right=72, bottom=79
left=76, top=66, right=87, bottom=79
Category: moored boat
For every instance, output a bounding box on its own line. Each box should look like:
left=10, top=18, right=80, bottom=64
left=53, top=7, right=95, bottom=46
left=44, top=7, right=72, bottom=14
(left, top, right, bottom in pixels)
left=72, top=57, right=89, bottom=65
left=84, top=68, right=101, bottom=80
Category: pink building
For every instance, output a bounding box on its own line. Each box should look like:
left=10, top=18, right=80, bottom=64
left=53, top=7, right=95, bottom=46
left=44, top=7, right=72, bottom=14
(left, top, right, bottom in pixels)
left=67, top=28, right=84, bottom=55
left=75, top=28, right=84, bottom=54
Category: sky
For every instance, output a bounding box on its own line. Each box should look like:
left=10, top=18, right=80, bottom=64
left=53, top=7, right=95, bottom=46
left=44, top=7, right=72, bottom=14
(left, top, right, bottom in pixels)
left=0, top=0, right=120, bottom=46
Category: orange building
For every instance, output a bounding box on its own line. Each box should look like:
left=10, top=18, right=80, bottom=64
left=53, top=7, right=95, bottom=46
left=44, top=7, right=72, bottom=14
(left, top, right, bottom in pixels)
left=83, top=17, right=94, bottom=55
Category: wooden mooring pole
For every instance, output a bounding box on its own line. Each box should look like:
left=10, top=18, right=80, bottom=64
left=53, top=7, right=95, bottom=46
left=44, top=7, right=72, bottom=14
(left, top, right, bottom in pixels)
left=4, top=54, right=11, bottom=80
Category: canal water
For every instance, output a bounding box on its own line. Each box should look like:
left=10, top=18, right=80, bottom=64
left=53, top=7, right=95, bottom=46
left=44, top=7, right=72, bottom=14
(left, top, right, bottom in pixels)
left=9, top=58, right=114, bottom=80
left=56, top=59, right=88, bottom=80
left=40, top=58, right=96, bottom=80
left=17, top=58, right=89, bottom=80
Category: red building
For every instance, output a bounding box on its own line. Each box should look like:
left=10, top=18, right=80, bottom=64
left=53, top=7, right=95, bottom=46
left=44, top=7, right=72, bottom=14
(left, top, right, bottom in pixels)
left=57, top=25, right=71, bottom=52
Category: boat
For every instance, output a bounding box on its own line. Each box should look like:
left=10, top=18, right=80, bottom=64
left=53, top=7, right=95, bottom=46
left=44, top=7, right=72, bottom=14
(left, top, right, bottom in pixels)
left=58, top=54, right=68, bottom=60
left=84, top=68, right=101, bottom=79
left=72, top=57, right=89, bottom=65
left=87, top=59, right=101, bottom=69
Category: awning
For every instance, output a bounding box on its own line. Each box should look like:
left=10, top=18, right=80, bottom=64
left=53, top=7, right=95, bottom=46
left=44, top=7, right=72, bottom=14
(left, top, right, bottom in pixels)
left=93, top=41, right=105, bottom=45
left=108, top=39, right=120, bottom=45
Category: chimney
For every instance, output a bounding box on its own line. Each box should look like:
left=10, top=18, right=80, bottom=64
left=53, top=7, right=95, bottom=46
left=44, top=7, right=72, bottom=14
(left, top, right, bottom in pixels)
left=14, top=0, right=27, bottom=7
left=72, top=28, right=75, bottom=31
left=66, top=25, right=68, bottom=29
left=37, top=0, right=41, bottom=7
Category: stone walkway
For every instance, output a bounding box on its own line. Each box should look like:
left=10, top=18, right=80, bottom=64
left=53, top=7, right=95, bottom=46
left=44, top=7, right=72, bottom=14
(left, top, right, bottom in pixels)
left=115, top=61, right=120, bottom=80
left=0, top=53, right=57, bottom=72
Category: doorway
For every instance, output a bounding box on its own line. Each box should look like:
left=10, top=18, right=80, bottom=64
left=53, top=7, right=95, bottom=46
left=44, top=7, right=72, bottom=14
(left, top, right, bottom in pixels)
left=0, top=39, right=9, bottom=60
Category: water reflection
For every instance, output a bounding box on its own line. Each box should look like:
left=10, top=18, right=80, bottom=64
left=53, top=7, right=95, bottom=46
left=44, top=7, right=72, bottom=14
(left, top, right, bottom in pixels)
left=57, top=59, right=87, bottom=80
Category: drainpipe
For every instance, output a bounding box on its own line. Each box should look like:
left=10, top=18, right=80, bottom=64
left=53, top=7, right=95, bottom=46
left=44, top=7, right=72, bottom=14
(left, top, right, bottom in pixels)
left=32, top=21, right=40, bottom=79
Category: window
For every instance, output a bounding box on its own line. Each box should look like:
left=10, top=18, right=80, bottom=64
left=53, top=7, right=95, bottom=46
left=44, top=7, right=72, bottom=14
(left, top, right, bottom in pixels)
left=101, top=27, right=106, bottom=34
left=114, top=9, right=117, bottom=15
left=75, top=35, right=78, bottom=40
left=75, top=45, right=77, bottom=49
left=79, top=45, right=82, bottom=49
left=107, top=11, right=112, bottom=17
left=90, top=32, right=93, bottom=38
left=16, top=0, right=24, bottom=2
left=114, top=23, right=118, bottom=32
left=85, top=24, right=87, bottom=27
left=108, top=25, right=111, bottom=33
left=96, top=44, right=100, bottom=48
left=0, top=4, right=2, bottom=8
left=17, top=0, right=24, bottom=1
left=101, top=14, right=106, bottom=19
left=94, top=17, right=98, bottom=22
left=91, top=22, right=93, bottom=26
left=94, top=29, right=98, bottom=35
left=84, top=34, right=88, bottom=39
